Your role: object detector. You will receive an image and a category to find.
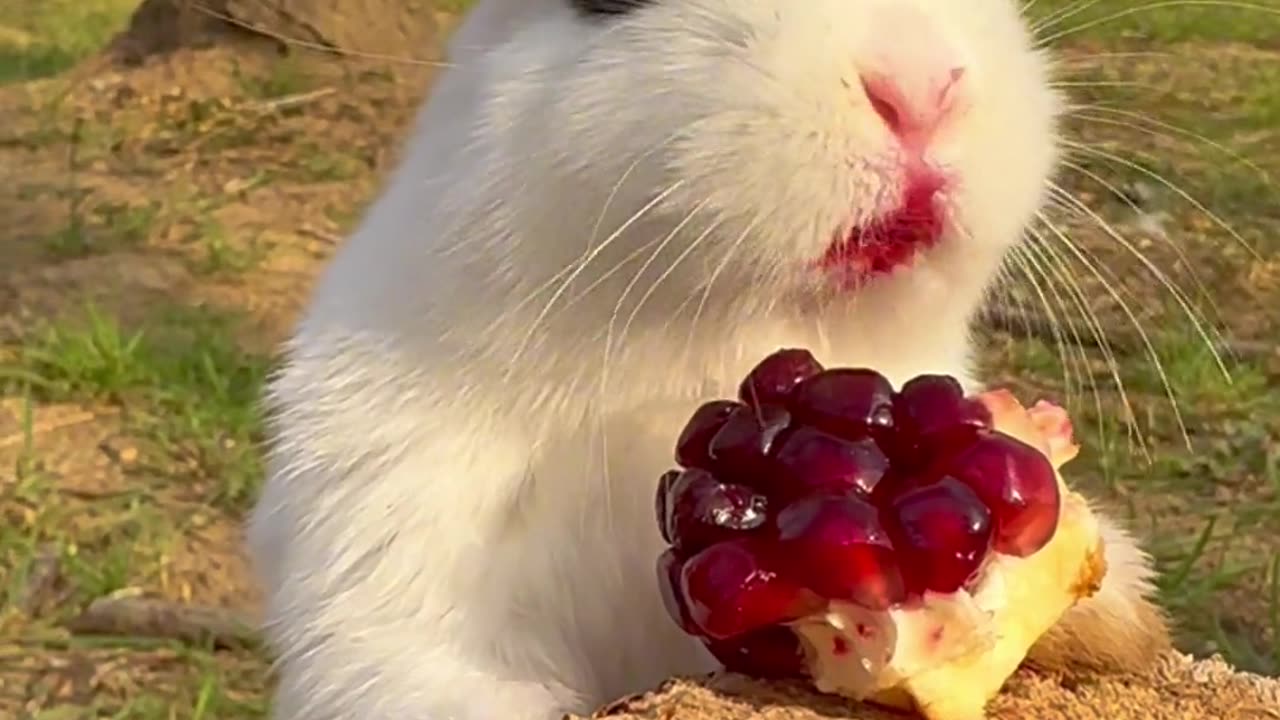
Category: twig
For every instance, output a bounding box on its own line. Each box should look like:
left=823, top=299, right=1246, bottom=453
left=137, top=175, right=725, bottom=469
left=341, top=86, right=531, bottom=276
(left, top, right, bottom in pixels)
left=297, top=225, right=341, bottom=245
left=66, top=597, right=260, bottom=650
left=251, top=86, right=335, bottom=113
left=0, top=407, right=97, bottom=449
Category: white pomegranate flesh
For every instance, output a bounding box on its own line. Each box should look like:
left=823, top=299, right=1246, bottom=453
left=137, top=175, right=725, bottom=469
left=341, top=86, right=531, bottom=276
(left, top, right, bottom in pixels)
left=655, top=348, right=1106, bottom=720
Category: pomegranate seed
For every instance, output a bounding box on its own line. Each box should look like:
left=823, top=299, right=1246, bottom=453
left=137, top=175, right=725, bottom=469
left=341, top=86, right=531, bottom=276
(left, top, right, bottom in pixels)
left=867, top=467, right=928, bottom=509
left=663, top=468, right=769, bottom=551
left=657, top=549, right=697, bottom=633
left=676, top=400, right=742, bottom=469
left=657, top=350, right=1067, bottom=674
left=704, top=625, right=807, bottom=678
left=707, top=404, right=792, bottom=486
left=890, top=375, right=992, bottom=466
left=679, top=539, right=820, bottom=640
left=773, top=493, right=905, bottom=609
left=738, top=348, right=825, bottom=408
left=893, top=376, right=992, bottom=442
left=789, top=368, right=895, bottom=440
left=769, top=426, right=890, bottom=501
left=947, top=431, right=1061, bottom=556
left=885, top=477, right=993, bottom=595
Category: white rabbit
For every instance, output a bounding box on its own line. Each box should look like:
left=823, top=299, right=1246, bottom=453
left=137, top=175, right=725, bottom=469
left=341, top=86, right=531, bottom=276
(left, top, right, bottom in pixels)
left=247, top=1, right=1170, bottom=718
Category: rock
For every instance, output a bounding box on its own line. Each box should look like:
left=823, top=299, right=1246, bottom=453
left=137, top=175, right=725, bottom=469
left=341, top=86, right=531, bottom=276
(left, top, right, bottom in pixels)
left=100, top=436, right=139, bottom=465
left=575, top=652, right=1279, bottom=720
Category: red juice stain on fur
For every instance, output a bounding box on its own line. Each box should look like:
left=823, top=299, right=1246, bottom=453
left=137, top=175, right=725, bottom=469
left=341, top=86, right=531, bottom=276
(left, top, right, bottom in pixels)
left=818, top=176, right=946, bottom=285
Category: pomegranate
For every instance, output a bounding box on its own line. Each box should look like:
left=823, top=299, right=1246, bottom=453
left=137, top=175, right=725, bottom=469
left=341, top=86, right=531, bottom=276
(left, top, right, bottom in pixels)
left=654, top=349, right=1106, bottom=720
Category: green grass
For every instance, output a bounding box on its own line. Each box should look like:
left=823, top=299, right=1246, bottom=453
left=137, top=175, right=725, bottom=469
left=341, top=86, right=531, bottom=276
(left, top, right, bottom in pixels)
left=233, top=55, right=316, bottom=100
left=0, top=629, right=269, bottom=719
left=44, top=199, right=161, bottom=259
left=0, top=0, right=136, bottom=84
left=1027, top=0, right=1280, bottom=44
left=295, top=147, right=367, bottom=183
left=2, top=304, right=273, bottom=510
left=1029, top=16, right=1280, bottom=672
left=191, top=216, right=268, bottom=276
left=1, top=305, right=273, bottom=717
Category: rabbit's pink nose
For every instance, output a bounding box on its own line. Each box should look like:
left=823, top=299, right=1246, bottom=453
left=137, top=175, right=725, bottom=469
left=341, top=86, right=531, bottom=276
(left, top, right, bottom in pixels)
left=860, top=67, right=966, bottom=147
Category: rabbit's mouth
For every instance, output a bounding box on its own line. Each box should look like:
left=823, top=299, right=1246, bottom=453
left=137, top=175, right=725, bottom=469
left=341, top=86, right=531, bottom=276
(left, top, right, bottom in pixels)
left=816, top=174, right=947, bottom=289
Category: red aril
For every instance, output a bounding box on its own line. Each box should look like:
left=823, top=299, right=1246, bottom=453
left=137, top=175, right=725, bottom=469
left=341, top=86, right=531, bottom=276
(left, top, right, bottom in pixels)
left=661, top=468, right=769, bottom=552
left=656, top=549, right=697, bottom=633
left=738, top=348, right=825, bottom=408
left=768, top=426, right=890, bottom=501
left=772, top=492, right=905, bottom=609
left=704, top=625, right=807, bottom=678
left=679, top=539, right=821, bottom=640
left=891, top=375, right=992, bottom=463
left=789, top=368, right=896, bottom=440
left=884, top=477, right=994, bottom=595
left=706, top=403, right=792, bottom=486
left=946, top=431, right=1060, bottom=557
left=675, top=400, right=742, bottom=469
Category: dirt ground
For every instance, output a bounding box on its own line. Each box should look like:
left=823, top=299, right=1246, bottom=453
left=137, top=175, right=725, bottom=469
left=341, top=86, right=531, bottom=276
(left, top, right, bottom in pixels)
left=1, top=1, right=1278, bottom=718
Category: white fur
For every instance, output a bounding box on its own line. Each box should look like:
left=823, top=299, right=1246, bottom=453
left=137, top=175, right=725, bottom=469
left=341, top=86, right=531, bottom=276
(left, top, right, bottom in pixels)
left=246, top=1, right=1153, bottom=718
